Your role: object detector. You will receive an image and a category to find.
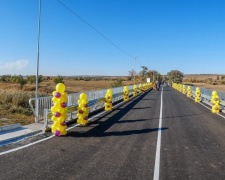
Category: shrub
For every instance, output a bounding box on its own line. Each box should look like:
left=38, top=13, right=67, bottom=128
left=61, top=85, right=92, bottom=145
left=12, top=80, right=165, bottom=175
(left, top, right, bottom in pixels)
left=52, top=75, right=64, bottom=84
left=111, top=79, right=123, bottom=88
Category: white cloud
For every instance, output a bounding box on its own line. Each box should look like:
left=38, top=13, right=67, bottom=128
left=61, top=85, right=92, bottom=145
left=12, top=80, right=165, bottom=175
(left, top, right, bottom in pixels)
left=0, top=60, right=29, bottom=70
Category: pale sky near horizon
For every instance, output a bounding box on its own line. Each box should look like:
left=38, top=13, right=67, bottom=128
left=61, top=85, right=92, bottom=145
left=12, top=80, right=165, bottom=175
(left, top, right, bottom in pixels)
left=0, top=0, right=225, bottom=76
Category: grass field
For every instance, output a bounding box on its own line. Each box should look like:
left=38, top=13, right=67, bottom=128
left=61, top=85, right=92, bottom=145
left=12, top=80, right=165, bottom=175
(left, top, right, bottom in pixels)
left=0, top=79, right=133, bottom=126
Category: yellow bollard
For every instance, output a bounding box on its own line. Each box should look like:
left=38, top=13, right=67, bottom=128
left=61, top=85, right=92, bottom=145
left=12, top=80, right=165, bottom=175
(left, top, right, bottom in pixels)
left=77, top=93, right=89, bottom=125
left=51, top=83, right=68, bottom=136
left=195, top=87, right=201, bottom=103
left=211, top=91, right=220, bottom=113
left=105, top=89, right=113, bottom=111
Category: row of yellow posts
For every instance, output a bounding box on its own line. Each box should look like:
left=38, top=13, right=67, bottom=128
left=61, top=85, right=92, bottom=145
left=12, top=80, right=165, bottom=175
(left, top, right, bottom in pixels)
left=51, top=83, right=153, bottom=136
left=172, top=83, right=220, bottom=113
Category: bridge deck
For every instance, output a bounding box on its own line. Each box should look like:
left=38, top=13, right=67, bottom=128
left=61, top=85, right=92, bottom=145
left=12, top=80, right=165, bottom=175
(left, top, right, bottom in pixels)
left=1, top=86, right=225, bottom=180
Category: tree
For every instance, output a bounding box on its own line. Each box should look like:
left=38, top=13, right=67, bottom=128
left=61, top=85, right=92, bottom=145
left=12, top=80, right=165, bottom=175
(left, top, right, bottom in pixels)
left=167, top=70, right=184, bottom=83
left=217, top=75, right=220, bottom=80
left=221, top=75, right=225, bottom=80
left=139, top=66, right=148, bottom=83
left=128, top=69, right=137, bottom=83
left=147, top=70, right=162, bottom=82
left=17, top=76, right=27, bottom=89
left=52, top=75, right=64, bottom=84
left=111, top=79, right=123, bottom=88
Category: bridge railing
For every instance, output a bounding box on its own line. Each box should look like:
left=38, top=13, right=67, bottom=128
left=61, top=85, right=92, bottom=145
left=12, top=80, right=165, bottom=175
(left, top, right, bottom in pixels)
left=29, top=84, right=152, bottom=130
left=185, top=85, right=225, bottom=109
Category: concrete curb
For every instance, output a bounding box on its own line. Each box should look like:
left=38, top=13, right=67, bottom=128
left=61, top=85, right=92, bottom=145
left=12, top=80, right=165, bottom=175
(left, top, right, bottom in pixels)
left=0, top=130, right=42, bottom=146
left=0, top=123, right=21, bottom=132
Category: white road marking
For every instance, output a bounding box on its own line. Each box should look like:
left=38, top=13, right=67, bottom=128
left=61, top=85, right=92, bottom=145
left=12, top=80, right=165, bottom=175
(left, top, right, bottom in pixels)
left=0, top=92, right=141, bottom=156
left=153, top=87, right=163, bottom=180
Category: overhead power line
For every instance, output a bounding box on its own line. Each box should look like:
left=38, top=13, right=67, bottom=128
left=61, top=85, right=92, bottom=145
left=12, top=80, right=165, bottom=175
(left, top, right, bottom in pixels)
left=57, top=0, right=134, bottom=58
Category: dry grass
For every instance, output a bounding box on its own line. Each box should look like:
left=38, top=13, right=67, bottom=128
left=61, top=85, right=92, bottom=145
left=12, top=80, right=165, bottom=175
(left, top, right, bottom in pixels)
left=193, top=83, right=225, bottom=92
left=0, top=79, right=133, bottom=126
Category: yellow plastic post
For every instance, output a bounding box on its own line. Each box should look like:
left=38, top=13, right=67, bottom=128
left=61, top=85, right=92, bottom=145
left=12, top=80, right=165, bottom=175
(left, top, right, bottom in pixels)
left=105, top=89, right=113, bottom=111
left=51, top=83, right=68, bottom=136
left=77, top=93, right=89, bottom=125
left=211, top=91, right=220, bottom=113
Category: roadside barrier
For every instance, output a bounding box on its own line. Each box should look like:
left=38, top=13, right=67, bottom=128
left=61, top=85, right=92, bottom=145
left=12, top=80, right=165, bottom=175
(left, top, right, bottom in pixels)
left=211, top=91, right=220, bottom=113
left=105, top=89, right=113, bottom=111
left=172, top=83, right=225, bottom=113
left=51, top=83, right=68, bottom=136
left=29, top=83, right=153, bottom=131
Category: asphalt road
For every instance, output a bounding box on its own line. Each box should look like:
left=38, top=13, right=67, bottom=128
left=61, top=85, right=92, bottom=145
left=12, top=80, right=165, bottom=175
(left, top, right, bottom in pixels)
left=1, top=86, right=225, bottom=180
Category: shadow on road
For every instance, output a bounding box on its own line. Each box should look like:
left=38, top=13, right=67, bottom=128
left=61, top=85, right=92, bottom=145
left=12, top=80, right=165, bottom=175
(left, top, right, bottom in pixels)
left=96, top=127, right=168, bottom=137
left=67, top=91, right=161, bottom=138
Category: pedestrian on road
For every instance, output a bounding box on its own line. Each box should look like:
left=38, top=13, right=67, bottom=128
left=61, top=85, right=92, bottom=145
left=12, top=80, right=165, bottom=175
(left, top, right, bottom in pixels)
left=157, top=82, right=160, bottom=91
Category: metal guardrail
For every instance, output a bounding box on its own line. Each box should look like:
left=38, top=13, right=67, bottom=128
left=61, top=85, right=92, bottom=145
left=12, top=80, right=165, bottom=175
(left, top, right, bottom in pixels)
left=184, top=85, right=225, bottom=109
left=29, top=84, right=143, bottom=128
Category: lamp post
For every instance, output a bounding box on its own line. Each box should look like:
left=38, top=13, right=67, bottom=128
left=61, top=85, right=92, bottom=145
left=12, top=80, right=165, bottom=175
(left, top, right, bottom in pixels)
left=35, top=0, right=41, bottom=123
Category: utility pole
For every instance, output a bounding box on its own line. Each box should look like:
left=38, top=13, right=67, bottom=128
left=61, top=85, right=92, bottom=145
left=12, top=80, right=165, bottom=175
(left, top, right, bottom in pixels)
left=35, top=0, right=41, bottom=123
left=134, top=56, right=139, bottom=85
left=153, top=70, right=154, bottom=82
left=134, top=57, right=136, bottom=85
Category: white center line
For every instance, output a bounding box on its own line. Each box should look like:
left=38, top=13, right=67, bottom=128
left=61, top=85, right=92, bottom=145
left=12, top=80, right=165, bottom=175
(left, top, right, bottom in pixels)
left=153, top=87, right=163, bottom=180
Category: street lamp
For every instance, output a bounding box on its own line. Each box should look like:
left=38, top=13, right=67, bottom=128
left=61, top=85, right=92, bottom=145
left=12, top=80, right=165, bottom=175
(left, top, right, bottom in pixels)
left=35, top=0, right=41, bottom=123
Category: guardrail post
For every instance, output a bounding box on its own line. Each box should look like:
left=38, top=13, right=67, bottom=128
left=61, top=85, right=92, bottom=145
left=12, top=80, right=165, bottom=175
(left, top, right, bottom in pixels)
left=35, top=100, right=39, bottom=123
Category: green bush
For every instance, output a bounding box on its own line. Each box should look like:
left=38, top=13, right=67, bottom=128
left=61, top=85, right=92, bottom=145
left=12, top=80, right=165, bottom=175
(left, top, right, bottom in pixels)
left=111, top=79, right=123, bottom=88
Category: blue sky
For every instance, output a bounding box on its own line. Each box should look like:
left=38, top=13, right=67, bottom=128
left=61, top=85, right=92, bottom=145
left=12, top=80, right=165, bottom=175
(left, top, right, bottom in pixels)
left=0, top=0, right=225, bottom=76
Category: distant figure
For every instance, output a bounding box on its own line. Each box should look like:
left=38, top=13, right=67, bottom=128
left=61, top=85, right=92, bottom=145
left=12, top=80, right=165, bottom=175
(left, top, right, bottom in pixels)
left=157, top=82, right=160, bottom=91
left=153, top=82, right=157, bottom=91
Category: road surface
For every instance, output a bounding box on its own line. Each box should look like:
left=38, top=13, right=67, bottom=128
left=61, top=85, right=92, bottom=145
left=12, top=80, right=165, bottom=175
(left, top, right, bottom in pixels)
left=1, top=86, right=225, bottom=180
